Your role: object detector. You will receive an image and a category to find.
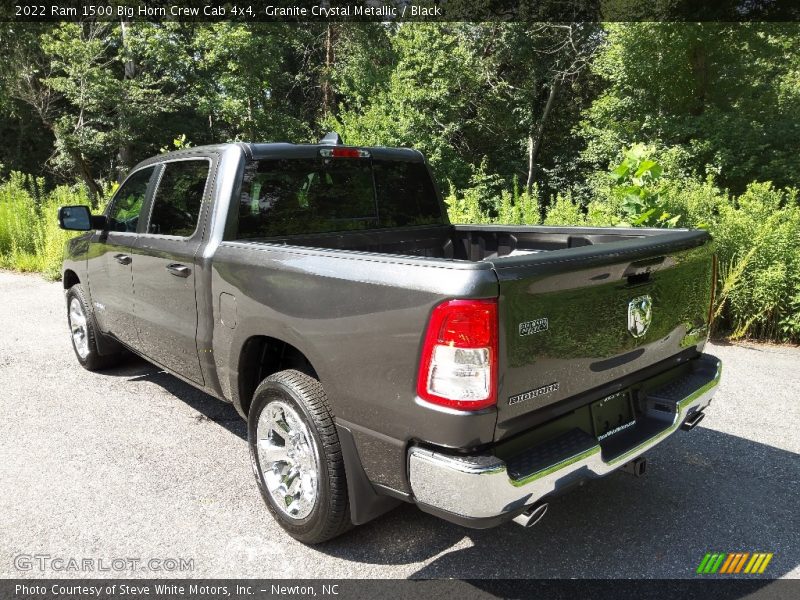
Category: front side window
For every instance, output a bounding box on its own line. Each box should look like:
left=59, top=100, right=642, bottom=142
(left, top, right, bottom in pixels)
left=148, top=160, right=209, bottom=237
left=107, top=166, right=156, bottom=233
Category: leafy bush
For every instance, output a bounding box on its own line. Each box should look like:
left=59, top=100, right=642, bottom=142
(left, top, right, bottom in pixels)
left=496, top=180, right=541, bottom=225
left=447, top=172, right=541, bottom=225
left=710, top=183, right=800, bottom=340
left=543, top=194, right=586, bottom=226
left=1, top=162, right=797, bottom=343
left=445, top=185, right=491, bottom=224
left=0, top=172, right=95, bottom=280
left=607, top=144, right=683, bottom=227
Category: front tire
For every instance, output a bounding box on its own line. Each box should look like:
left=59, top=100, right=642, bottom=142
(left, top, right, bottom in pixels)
left=66, top=285, right=125, bottom=371
left=248, top=369, right=351, bottom=544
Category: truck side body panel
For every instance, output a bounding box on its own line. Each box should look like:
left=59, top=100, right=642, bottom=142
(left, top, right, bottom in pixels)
left=209, top=242, right=499, bottom=491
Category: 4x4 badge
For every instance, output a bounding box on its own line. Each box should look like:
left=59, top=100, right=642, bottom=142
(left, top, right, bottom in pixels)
left=628, top=295, right=652, bottom=338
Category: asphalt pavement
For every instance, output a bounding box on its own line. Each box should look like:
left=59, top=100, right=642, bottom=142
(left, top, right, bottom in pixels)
left=1, top=270, right=798, bottom=579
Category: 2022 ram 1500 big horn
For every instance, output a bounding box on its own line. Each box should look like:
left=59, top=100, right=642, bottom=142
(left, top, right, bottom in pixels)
left=58, top=135, right=721, bottom=543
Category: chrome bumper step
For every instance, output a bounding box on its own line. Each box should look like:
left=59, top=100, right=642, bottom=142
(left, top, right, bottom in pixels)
left=506, top=428, right=596, bottom=481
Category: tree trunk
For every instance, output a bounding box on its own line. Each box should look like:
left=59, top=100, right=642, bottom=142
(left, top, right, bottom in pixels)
left=69, top=148, right=103, bottom=204
left=247, top=97, right=254, bottom=140
left=526, top=77, right=560, bottom=196
left=117, top=20, right=136, bottom=180
left=322, top=24, right=333, bottom=117
left=688, top=40, right=708, bottom=116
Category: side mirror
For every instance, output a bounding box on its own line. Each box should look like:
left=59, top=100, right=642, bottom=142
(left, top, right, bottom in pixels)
left=58, top=206, right=106, bottom=231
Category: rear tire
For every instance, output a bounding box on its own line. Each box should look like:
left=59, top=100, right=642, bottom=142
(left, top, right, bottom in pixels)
left=248, top=369, right=351, bottom=544
left=66, top=285, right=126, bottom=371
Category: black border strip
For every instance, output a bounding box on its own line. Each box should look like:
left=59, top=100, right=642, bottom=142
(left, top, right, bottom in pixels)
left=3, top=579, right=798, bottom=600
left=3, top=0, right=800, bottom=23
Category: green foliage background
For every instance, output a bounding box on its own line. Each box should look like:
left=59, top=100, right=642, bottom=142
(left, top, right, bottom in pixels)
left=0, top=22, right=798, bottom=341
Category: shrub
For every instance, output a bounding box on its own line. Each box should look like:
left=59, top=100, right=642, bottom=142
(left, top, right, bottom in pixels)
left=659, top=176, right=725, bottom=229
left=496, top=179, right=541, bottom=225
left=447, top=174, right=542, bottom=225
left=585, top=200, right=618, bottom=226
left=445, top=184, right=491, bottom=224
left=543, top=194, right=586, bottom=226
left=0, top=173, right=94, bottom=280
left=1, top=165, right=797, bottom=342
left=607, top=144, right=683, bottom=227
left=710, top=183, right=800, bottom=340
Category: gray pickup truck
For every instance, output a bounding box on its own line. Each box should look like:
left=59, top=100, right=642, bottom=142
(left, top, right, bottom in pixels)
left=58, top=136, right=721, bottom=543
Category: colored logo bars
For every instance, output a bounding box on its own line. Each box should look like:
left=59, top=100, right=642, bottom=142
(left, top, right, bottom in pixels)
left=696, top=552, right=774, bottom=574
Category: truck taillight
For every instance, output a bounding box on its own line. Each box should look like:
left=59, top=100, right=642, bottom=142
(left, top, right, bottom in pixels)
left=319, top=147, right=371, bottom=158
left=417, top=299, right=498, bottom=411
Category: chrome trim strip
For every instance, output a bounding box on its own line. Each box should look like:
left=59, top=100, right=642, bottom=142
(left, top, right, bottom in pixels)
left=408, top=356, right=722, bottom=519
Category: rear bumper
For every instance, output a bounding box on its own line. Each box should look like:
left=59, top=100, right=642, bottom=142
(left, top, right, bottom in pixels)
left=408, top=353, right=721, bottom=525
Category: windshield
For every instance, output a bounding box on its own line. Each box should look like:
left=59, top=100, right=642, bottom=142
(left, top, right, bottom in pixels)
left=235, top=157, right=444, bottom=238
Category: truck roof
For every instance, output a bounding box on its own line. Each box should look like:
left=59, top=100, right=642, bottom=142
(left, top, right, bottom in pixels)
left=135, top=141, right=425, bottom=169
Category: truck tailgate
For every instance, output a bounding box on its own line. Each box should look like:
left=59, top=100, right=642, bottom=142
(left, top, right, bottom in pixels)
left=489, top=229, right=714, bottom=441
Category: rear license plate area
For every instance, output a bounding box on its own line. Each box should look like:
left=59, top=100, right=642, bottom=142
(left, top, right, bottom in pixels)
left=591, top=391, right=636, bottom=442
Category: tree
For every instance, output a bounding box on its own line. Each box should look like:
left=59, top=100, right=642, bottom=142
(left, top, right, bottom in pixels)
left=328, top=23, right=484, bottom=188
left=580, top=23, right=800, bottom=193
left=0, top=23, right=56, bottom=179
left=465, top=22, right=601, bottom=203
left=193, top=23, right=326, bottom=143
left=1, top=21, right=199, bottom=196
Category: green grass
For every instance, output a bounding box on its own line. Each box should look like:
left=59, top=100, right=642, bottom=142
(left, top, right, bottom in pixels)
left=0, top=172, right=93, bottom=280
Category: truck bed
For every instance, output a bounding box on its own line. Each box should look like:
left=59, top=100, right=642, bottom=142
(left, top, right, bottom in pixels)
left=250, top=224, right=707, bottom=264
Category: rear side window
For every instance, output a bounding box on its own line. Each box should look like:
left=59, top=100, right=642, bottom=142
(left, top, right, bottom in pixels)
left=373, top=161, right=443, bottom=227
left=107, top=166, right=156, bottom=233
left=148, top=160, right=210, bottom=237
left=236, top=157, right=443, bottom=239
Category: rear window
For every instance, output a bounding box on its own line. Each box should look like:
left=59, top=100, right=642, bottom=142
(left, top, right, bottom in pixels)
left=235, top=157, right=443, bottom=238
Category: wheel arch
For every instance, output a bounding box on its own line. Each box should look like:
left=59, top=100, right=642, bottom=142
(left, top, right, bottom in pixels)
left=236, top=334, right=319, bottom=417
left=63, top=269, right=80, bottom=289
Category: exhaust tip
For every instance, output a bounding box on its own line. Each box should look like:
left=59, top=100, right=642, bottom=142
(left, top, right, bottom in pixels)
left=681, top=410, right=705, bottom=431
left=512, top=502, right=548, bottom=528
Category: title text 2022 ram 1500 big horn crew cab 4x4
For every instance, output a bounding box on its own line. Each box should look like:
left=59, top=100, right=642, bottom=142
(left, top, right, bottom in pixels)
left=58, top=134, right=721, bottom=543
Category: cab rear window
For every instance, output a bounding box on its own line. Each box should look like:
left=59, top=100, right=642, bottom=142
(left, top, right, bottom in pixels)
left=235, top=158, right=443, bottom=238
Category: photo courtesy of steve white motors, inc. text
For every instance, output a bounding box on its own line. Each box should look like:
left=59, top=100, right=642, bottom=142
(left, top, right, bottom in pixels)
left=14, top=583, right=340, bottom=597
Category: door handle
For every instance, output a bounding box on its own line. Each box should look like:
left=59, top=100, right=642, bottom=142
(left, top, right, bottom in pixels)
left=114, top=254, right=132, bottom=265
left=166, top=263, right=191, bottom=278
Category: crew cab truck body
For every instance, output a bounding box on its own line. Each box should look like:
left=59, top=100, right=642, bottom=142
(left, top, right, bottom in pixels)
left=58, top=138, right=721, bottom=542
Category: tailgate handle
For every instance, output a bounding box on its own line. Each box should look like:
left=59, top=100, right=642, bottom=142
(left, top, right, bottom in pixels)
left=624, top=256, right=664, bottom=285
left=629, top=256, right=666, bottom=269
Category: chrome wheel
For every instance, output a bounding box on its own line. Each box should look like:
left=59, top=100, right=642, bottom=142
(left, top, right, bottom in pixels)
left=69, top=297, right=90, bottom=359
left=256, top=400, right=319, bottom=520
